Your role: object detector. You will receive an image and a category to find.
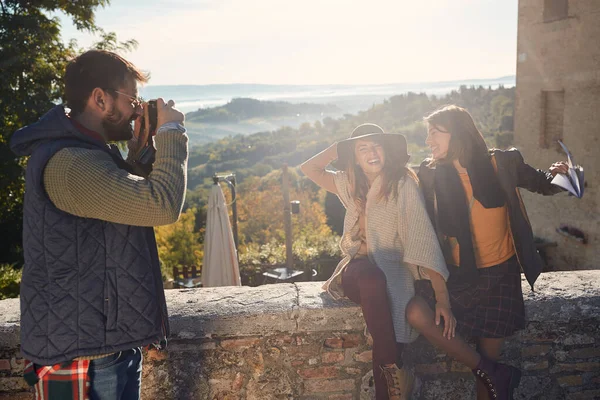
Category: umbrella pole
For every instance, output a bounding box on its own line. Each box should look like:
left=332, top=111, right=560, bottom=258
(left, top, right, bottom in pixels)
left=229, top=175, right=239, bottom=251
left=282, top=165, right=294, bottom=271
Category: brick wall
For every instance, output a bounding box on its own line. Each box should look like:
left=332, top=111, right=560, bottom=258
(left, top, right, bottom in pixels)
left=0, top=271, right=599, bottom=399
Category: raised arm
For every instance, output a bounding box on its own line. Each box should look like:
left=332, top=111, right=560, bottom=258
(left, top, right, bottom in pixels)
left=510, top=150, right=564, bottom=195
left=300, top=143, right=339, bottom=194
left=44, top=126, right=188, bottom=227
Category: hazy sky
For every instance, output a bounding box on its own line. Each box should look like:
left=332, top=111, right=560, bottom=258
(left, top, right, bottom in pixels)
left=58, top=0, right=518, bottom=86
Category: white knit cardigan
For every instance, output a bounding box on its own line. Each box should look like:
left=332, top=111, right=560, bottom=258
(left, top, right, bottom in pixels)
left=323, top=171, right=449, bottom=342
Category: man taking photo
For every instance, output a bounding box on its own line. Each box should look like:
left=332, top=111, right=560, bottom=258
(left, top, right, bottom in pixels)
left=10, top=49, right=188, bottom=399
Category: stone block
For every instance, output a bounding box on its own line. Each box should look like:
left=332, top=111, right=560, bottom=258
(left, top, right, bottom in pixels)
left=304, top=379, right=355, bottom=394
left=353, top=351, right=372, bottom=363
left=420, top=377, right=475, bottom=400
left=550, top=362, right=600, bottom=373
left=325, top=338, right=344, bottom=349
left=322, top=352, right=345, bottom=364
left=9, top=358, right=24, bottom=375
left=415, top=362, right=447, bottom=374
left=514, top=376, right=564, bottom=400
left=521, top=344, right=552, bottom=358
left=557, top=375, right=583, bottom=387
left=0, top=393, right=33, bottom=400
left=298, top=366, right=340, bottom=379
left=220, top=337, right=261, bottom=351
left=329, top=394, right=354, bottom=400
left=450, top=361, right=472, bottom=373
left=568, top=348, right=600, bottom=359
left=0, top=359, right=10, bottom=371
left=267, top=347, right=281, bottom=359
left=232, top=372, right=244, bottom=391
left=287, top=343, right=323, bottom=359
left=0, top=377, right=29, bottom=392
left=340, top=334, right=362, bottom=348
left=523, top=360, right=549, bottom=371
left=561, top=334, right=595, bottom=346
left=345, top=367, right=362, bottom=376
left=555, top=350, right=568, bottom=362
left=246, top=373, right=294, bottom=400
left=566, top=389, right=600, bottom=400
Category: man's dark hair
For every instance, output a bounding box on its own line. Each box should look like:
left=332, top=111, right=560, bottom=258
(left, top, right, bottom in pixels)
left=64, top=50, right=149, bottom=116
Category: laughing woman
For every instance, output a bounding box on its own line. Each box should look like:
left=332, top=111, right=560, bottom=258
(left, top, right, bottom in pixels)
left=301, top=123, right=521, bottom=400
left=411, top=105, right=568, bottom=400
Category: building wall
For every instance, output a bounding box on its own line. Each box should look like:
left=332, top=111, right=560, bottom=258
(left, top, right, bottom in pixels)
left=515, top=0, right=600, bottom=269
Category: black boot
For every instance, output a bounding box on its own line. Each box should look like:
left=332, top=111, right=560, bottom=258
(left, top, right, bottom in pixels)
left=472, top=357, right=521, bottom=400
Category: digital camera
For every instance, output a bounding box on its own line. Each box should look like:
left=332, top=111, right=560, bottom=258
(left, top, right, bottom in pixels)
left=137, top=99, right=158, bottom=165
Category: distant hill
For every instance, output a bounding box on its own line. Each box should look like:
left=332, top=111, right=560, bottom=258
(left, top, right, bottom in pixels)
left=185, top=98, right=341, bottom=123
left=141, top=76, right=516, bottom=102
left=139, top=75, right=516, bottom=115
left=182, top=98, right=344, bottom=145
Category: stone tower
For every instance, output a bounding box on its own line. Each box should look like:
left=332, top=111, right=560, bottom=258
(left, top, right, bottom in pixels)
left=515, top=0, right=599, bottom=269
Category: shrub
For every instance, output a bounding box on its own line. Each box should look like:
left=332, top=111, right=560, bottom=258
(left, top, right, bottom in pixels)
left=0, top=264, right=21, bottom=300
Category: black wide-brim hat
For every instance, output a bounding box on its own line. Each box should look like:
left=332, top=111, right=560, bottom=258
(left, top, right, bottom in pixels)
left=334, top=123, right=410, bottom=169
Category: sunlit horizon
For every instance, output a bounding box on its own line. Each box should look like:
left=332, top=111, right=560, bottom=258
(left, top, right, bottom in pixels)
left=57, top=0, right=518, bottom=86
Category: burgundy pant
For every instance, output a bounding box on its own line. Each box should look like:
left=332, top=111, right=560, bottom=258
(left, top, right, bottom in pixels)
left=341, top=257, right=404, bottom=400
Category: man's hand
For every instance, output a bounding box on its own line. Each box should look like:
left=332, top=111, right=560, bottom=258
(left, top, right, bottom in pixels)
left=549, top=161, right=569, bottom=177
left=435, top=302, right=456, bottom=340
left=128, top=104, right=151, bottom=159
left=156, top=98, right=184, bottom=129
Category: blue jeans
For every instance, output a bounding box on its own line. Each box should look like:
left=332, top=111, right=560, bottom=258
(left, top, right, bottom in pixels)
left=88, top=348, right=143, bottom=400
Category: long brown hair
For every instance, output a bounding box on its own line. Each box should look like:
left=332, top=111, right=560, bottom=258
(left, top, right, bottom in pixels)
left=344, top=135, right=417, bottom=213
left=424, top=105, right=489, bottom=167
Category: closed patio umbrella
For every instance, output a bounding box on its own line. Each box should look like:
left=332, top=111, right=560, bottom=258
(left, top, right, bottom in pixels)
left=202, top=183, right=241, bottom=287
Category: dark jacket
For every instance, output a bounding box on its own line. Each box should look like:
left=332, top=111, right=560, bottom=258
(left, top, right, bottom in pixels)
left=10, top=106, right=169, bottom=365
left=418, top=148, right=562, bottom=289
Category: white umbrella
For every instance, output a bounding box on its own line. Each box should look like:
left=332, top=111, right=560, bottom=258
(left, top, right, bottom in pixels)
left=202, top=183, right=241, bottom=287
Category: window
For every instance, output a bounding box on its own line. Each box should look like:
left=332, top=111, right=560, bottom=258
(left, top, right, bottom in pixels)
left=544, top=0, right=568, bottom=22
left=540, top=90, right=565, bottom=149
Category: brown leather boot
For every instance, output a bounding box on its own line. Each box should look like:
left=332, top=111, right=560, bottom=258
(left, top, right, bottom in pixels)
left=379, top=364, right=420, bottom=400
left=472, top=357, right=521, bottom=400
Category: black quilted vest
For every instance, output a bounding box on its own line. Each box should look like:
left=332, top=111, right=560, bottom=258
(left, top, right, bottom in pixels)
left=17, top=119, right=169, bottom=365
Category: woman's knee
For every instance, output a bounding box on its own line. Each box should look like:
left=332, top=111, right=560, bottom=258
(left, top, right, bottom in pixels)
left=405, top=297, right=430, bottom=329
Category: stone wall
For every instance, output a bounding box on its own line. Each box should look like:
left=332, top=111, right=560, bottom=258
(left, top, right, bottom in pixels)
left=1, top=271, right=599, bottom=399
left=514, top=0, right=600, bottom=270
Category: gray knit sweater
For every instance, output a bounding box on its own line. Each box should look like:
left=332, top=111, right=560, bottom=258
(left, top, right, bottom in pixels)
left=323, top=171, right=449, bottom=343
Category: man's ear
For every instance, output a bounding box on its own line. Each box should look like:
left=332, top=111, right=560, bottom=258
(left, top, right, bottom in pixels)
left=90, top=88, right=109, bottom=112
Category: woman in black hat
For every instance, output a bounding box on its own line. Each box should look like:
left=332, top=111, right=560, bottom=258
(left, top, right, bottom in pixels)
left=411, top=105, right=568, bottom=400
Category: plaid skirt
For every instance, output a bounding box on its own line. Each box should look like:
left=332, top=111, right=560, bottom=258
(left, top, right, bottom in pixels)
left=414, top=255, right=525, bottom=338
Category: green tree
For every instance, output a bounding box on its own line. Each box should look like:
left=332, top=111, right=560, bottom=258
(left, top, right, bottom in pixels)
left=154, top=208, right=203, bottom=280
left=0, top=0, right=136, bottom=266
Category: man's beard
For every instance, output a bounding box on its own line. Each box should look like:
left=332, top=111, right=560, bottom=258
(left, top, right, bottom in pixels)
left=102, top=107, right=137, bottom=142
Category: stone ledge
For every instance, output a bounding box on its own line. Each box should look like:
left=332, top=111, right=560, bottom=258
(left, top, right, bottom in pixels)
left=0, top=271, right=598, bottom=344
